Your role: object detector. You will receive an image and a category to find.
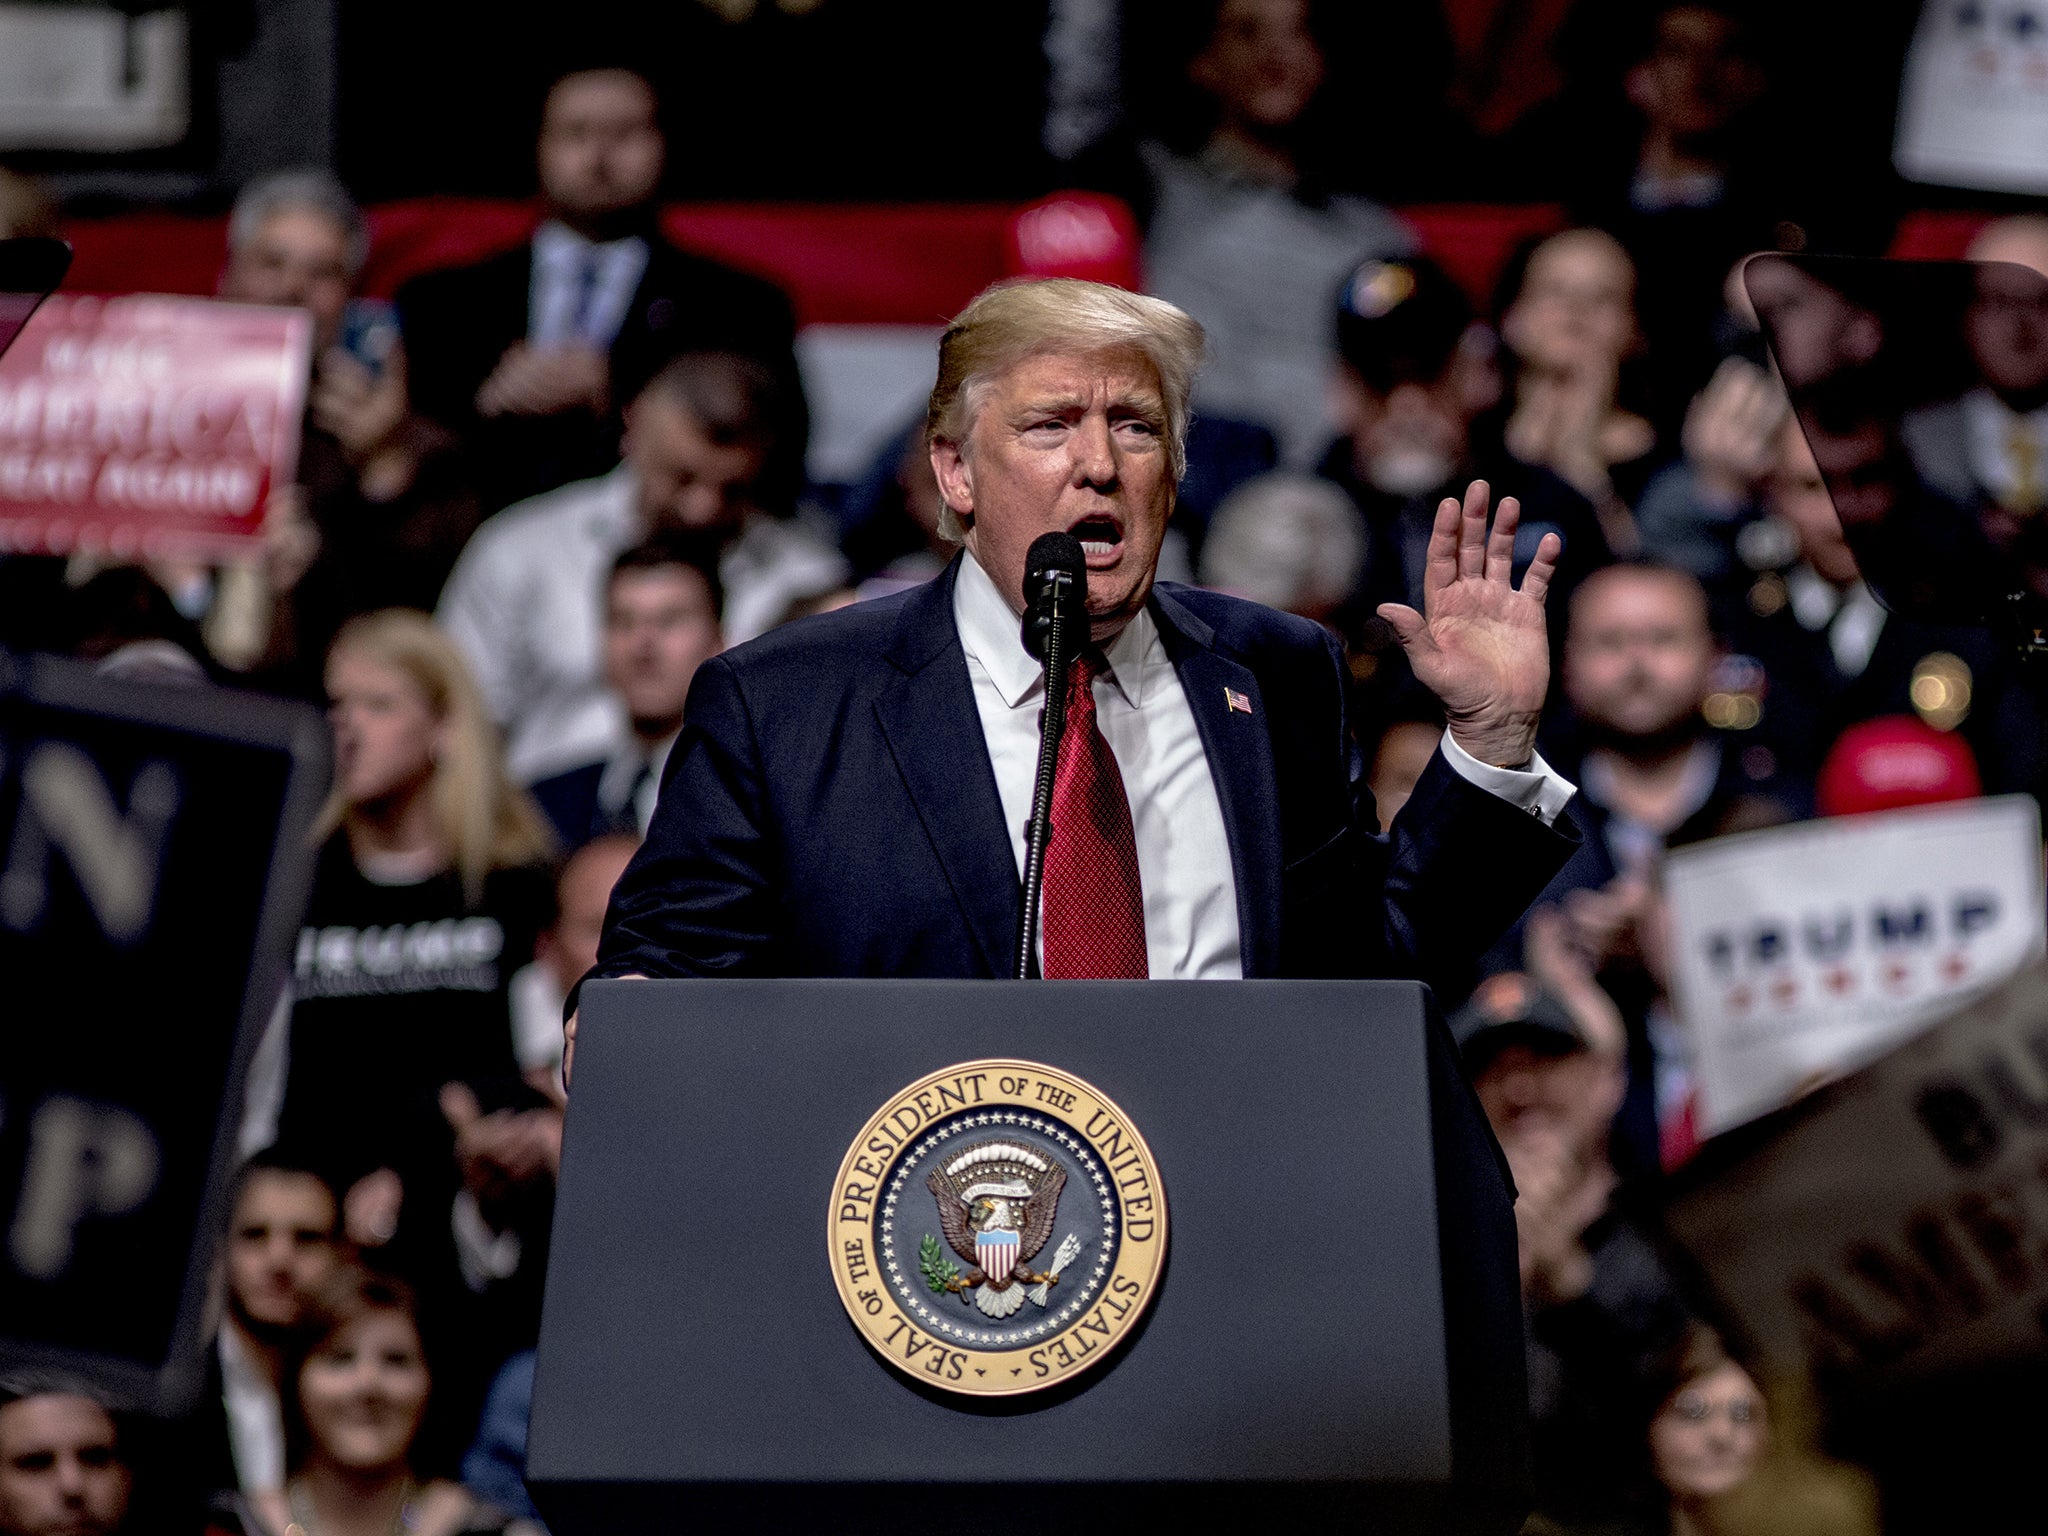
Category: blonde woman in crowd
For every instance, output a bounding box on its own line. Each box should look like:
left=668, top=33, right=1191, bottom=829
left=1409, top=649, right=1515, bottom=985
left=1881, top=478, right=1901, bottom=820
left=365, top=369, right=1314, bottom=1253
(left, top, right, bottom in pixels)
left=276, top=610, right=555, bottom=1251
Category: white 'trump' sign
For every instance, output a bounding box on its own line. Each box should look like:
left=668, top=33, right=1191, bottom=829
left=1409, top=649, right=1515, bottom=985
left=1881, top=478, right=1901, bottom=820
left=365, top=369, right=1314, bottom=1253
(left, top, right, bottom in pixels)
left=1667, top=796, right=2045, bottom=1135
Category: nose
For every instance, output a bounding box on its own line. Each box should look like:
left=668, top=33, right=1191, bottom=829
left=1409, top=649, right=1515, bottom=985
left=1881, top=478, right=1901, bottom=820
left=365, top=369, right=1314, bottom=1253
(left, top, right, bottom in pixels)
left=1072, top=414, right=1117, bottom=489
left=55, top=1452, right=87, bottom=1500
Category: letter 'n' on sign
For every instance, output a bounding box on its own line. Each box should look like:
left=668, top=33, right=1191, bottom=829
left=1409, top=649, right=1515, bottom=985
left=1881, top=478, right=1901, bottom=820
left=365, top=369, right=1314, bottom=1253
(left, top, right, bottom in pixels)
left=0, top=741, right=179, bottom=945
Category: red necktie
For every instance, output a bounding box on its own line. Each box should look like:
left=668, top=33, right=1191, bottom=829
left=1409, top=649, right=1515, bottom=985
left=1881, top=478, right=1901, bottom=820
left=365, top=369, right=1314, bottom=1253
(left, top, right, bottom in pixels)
left=1041, top=653, right=1149, bottom=979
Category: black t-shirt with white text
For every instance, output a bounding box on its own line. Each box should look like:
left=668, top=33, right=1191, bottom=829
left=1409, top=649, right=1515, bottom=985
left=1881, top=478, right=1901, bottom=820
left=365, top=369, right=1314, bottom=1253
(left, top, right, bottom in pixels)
left=278, top=835, right=551, bottom=1189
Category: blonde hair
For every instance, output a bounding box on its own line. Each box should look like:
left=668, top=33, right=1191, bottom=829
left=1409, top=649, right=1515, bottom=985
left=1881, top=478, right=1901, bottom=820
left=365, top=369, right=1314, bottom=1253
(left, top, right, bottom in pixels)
left=925, top=278, right=1206, bottom=540
left=314, top=610, right=555, bottom=902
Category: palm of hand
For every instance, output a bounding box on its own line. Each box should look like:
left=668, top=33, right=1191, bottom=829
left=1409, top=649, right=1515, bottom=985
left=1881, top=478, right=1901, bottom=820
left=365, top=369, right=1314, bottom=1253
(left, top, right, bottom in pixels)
left=1379, top=481, right=1559, bottom=766
left=1407, top=576, right=1551, bottom=723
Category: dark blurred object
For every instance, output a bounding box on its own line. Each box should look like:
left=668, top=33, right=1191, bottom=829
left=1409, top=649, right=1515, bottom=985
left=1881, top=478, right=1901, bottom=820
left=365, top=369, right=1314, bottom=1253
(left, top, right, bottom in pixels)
left=1746, top=252, right=2048, bottom=658
left=0, top=652, right=328, bottom=1416
left=336, top=4, right=1053, bottom=203
left=1336, top=256, right=1472, bottom=395
left=58, top=570, right=212, bottom=676
left=0, top=237, right=73, bottom=661
left=1814, top=715, right=1981, bottom=817
left=0, top=236, right=69, bottom=355
left=0, top=169, right=60, bottom=242
left=1117, top=0, right=1463, bottom=203
left=1449, top=970, right=1586, bottom=1072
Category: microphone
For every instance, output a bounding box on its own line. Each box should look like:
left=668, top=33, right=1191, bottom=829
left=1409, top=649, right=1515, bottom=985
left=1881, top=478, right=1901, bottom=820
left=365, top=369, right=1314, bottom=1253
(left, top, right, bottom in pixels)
left=1015, top=532, right=1088, bottom=979
left=1021, top=531, right=1087, bottom=662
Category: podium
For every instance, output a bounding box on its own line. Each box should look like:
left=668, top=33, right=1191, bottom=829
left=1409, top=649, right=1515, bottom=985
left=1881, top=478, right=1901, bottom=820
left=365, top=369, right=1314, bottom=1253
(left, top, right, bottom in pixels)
left=528, top=979, right=1528, bottom=1533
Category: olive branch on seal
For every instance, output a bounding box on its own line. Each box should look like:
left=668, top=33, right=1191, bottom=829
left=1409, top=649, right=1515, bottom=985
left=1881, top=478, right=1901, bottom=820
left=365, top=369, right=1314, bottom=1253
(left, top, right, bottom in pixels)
left=919, top=1233, right=961, bottom=1296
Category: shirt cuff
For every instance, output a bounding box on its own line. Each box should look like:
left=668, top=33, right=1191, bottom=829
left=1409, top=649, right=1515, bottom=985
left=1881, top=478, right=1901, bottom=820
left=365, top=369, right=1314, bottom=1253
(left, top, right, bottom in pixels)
left=1439, top=733, right=1577, bottom=827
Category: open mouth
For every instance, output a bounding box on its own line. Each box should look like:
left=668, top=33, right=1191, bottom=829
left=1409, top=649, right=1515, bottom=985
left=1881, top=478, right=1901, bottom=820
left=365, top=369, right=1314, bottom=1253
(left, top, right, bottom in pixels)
left=1069, top=516, right=1123, bottom=562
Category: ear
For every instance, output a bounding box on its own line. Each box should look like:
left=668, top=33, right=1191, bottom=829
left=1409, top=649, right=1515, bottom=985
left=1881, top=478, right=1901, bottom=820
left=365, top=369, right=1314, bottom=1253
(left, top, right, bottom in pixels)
left=931, top=436, right=975, bottom=528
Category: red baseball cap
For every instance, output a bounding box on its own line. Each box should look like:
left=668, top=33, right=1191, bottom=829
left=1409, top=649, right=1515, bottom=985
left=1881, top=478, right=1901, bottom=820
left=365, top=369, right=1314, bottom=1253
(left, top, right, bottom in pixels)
left=1816, top=716, right=1982, bottom=817
left=1005, top=192, right=1142, bottom=290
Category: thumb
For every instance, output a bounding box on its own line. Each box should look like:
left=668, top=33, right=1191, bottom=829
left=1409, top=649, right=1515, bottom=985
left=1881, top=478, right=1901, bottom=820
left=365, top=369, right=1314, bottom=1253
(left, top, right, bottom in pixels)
left=1376, top=602, right=1428, bottom=650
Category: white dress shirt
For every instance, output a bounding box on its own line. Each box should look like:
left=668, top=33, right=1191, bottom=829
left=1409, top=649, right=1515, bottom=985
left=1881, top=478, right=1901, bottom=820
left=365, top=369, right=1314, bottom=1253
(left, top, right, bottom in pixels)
left=951, top=552, right=1575, bottom=980
left=528, top=221, right=650, bottom=348
left=595, top=731, right=676, bottom=835
left=1785, top=564, right=1886, bottom=679
left=217, top=1325, right=284, bottom=1493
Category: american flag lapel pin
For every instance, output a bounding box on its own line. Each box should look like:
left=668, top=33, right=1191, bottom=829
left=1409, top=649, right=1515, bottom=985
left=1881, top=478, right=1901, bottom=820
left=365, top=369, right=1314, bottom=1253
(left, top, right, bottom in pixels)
left=1224, top=686, right=1253, bottom=716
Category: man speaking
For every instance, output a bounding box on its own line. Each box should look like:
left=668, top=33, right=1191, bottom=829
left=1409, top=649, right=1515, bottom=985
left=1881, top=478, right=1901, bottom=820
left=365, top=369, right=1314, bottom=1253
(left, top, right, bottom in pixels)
left=568, top=279, right=1578, bottom=1069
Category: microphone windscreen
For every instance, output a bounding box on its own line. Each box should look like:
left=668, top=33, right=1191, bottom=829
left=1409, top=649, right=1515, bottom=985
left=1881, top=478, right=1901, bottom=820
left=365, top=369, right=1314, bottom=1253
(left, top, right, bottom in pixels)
left=1024, top=530, right=1086, bottom=589
left=1020, top=531, right=1088, bottom=661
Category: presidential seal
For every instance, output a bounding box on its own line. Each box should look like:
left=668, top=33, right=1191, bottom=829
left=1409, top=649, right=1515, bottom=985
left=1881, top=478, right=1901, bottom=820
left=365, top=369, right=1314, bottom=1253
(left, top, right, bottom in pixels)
left=828, top=1060, right=1166, bottom=1397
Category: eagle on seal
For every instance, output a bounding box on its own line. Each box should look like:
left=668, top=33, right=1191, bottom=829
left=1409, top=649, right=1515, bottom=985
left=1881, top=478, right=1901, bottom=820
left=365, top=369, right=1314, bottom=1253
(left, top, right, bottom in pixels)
left=927, top=1141, right=1068, bottom=1318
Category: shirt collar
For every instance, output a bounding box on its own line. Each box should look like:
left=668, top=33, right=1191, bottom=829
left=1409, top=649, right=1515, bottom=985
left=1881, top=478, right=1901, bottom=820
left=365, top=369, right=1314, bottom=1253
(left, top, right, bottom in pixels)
left=534, top=218, right=643, bottom=263
left=952, top=549, right=1158, bottom=710
left=1579, top=736, right=1722, bottom=834
left=1785, top=563, right=1843, bottom=631
left=218, top=1321, right=263, bottom=1391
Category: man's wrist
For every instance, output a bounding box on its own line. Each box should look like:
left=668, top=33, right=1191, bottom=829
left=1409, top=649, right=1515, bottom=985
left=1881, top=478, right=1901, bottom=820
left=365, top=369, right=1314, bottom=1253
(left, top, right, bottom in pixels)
left=1445, top=714, right=1539, bottom=769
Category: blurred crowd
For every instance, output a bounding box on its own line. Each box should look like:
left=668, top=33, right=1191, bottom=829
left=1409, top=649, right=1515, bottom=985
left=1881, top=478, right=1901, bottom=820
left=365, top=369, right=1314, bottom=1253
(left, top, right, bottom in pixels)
left=2, top=2, right=2038, bottom=1533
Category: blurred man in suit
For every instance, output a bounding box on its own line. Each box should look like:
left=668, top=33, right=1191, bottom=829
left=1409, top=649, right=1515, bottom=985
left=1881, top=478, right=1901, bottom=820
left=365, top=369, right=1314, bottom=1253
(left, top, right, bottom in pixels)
left=398, top=66, right=803, bottom=511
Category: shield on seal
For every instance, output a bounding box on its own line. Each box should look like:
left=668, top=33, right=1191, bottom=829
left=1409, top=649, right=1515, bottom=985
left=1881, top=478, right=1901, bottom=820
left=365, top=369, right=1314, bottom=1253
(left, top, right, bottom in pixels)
left=977, top=1226, right=1020, bottom=1283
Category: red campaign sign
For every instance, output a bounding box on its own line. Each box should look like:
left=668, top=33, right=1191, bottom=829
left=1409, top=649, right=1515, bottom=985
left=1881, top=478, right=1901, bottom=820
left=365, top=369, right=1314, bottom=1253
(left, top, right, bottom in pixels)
left=0, top=294, right=312, bottom=559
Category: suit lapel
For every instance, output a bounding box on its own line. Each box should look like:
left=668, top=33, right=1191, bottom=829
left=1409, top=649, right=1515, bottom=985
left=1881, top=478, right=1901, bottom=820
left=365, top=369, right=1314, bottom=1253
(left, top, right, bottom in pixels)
left=872, top=559, right=1019, bottom=976
left=1150, top=588, right=1284, bottom=977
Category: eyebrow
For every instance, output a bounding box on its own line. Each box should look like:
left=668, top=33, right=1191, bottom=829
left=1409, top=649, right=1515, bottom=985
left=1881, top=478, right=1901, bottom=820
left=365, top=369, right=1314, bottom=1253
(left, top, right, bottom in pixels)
left=1010, top=390, right=1165, bottom=419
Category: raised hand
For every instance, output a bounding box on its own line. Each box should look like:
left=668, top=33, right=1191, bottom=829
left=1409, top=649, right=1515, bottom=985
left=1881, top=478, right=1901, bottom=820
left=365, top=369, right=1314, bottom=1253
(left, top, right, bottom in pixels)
left=1377, top=480, right=1559, bottom=768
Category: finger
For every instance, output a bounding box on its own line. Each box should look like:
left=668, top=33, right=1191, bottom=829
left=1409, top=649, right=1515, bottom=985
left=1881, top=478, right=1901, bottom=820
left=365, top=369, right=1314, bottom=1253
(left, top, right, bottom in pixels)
left=1486, top=494, right=1522, bottom=582
left=1458, top=480, right=1490, bottom=580
left=1422, top=495, right=1462, bottom=600
left=1375, top=602, right=1427, bottom=649
left=1518, top=531, right=1562, bottom=605
left=440, top=1081, right=481, bottom=1133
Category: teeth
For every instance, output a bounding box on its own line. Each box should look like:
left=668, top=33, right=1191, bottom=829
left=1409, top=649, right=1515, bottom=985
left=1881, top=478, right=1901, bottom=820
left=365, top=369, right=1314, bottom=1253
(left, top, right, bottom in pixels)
left=1080, top=540, right=1115, bottom=556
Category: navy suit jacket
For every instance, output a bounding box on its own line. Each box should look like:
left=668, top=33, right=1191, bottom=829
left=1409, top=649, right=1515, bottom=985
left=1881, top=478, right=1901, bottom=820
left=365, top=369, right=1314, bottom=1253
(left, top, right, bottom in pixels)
left=396, top=232, right=804, bottom=510
left=590, top=558, right=1578, bottom=992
